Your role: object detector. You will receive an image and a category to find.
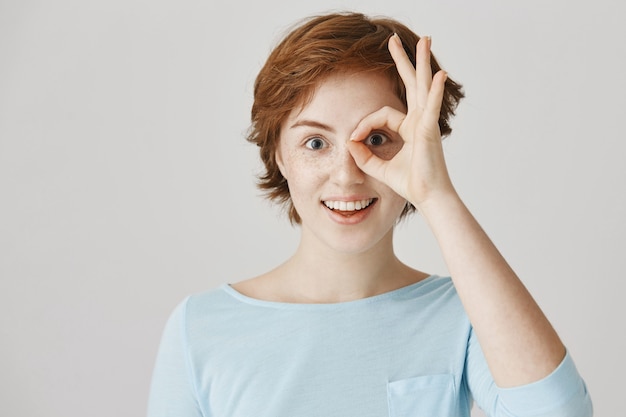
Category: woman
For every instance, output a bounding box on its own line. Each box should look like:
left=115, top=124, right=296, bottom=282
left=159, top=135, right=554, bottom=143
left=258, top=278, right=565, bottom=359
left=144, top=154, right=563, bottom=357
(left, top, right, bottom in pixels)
left=148, top=12, right=592, bottom=417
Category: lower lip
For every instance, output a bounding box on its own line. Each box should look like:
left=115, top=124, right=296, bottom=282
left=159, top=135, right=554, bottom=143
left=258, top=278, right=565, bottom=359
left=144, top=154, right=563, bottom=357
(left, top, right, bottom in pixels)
left=322, top=200, right=376, bottom=225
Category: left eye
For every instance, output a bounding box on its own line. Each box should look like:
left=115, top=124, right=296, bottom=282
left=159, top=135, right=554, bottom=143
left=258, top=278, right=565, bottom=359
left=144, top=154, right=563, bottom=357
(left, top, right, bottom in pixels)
left=364, top=133, right=388, bottom=146
left=304, top=137, right=327, bottom=150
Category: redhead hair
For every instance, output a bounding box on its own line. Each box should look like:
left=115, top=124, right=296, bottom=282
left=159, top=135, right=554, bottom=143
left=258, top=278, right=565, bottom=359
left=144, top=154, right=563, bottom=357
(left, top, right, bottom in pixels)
left=247, top=12, right=464, bottom=223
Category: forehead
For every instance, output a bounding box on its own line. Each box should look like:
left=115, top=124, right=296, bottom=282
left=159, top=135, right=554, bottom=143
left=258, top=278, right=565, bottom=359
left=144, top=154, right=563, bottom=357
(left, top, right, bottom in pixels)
left=284, top=71, right=406, bottom=129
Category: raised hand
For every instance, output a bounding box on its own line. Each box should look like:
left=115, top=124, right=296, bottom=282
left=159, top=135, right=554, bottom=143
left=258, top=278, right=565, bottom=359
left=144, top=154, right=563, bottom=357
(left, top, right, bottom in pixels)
left=348, top=34, right=455, bottom=209
left=351, top=37, right=569, bottom=389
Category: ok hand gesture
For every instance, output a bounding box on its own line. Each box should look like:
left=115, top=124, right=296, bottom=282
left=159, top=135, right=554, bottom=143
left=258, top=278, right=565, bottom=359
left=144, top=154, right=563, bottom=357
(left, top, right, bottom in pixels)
left=348, top=34, right=455, bottom=209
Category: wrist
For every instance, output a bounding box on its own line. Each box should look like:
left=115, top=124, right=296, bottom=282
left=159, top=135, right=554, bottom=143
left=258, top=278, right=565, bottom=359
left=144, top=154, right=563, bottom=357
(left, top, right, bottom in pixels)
left=412, top=187, right=462, bottom=219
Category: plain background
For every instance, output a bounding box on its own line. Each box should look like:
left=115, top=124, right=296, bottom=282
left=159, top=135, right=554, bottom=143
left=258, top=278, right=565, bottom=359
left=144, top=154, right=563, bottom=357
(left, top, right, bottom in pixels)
left=1, top=0, right=624, bottom=416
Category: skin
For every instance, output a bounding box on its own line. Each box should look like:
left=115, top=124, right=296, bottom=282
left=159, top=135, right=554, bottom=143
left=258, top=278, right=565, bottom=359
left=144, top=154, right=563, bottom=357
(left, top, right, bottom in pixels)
left=234, top=34, right=565, bottom=388
left=235, top=70, right=429, bottom=304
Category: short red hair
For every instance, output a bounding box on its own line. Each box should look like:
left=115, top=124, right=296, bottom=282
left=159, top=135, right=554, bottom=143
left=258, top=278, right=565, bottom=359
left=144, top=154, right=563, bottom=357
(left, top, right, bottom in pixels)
left=247, top=12, right=464, bottom=223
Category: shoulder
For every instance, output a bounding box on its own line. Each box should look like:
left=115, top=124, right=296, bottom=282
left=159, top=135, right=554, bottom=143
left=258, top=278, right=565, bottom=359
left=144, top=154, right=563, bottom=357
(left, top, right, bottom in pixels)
left=181, top=285, right=241, bottom=320
left=161, top=285, right=240, bottom=335
left=401, top=275, right=467, bottom=321
left=398, top=275, right=458, bottom=300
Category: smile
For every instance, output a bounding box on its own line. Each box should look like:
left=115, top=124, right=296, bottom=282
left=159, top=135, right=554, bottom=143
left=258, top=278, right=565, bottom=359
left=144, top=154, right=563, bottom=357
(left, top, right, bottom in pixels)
left=322, top=198, right=375, bottom=212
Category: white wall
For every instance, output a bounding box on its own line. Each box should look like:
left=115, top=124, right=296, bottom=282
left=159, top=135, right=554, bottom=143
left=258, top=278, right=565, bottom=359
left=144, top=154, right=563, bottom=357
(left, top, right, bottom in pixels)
left=1, top=0, right=623, bottom=415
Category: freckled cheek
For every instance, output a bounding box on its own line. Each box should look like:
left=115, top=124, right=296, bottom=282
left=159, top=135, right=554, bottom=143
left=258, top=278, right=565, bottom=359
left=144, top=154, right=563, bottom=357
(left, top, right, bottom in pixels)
left=283, top=150, right=329, bottom=175
left=390, top=194, right=408, bottom=215
left=374, top=179, right=407, bottom=215
left=283, top=152, right=328, bottom=196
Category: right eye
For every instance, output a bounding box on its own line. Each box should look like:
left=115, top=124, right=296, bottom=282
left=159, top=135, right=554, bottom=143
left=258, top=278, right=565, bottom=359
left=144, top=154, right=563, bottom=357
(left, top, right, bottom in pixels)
left=304, top=137, right=326, bottom=150
left=364, top=132, right=389, bottom=147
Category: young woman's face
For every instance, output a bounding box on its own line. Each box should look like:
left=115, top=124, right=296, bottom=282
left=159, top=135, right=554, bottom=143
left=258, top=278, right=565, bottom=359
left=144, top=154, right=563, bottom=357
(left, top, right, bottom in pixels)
left=277, top=71, right=407, bottom=254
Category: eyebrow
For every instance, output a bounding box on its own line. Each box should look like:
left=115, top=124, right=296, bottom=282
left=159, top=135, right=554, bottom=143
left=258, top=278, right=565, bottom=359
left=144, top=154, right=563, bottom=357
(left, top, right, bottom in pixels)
left=289, top=119, right=336, bottom=133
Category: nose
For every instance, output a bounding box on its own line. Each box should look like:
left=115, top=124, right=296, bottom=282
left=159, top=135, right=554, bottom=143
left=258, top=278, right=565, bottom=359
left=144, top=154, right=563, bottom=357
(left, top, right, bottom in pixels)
left=331, top=144, right=366, bottom=186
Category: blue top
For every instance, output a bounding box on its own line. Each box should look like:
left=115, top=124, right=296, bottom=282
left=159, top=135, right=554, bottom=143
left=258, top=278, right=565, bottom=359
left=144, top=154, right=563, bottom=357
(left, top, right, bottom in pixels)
left=147, top=276, right=592, bottom=417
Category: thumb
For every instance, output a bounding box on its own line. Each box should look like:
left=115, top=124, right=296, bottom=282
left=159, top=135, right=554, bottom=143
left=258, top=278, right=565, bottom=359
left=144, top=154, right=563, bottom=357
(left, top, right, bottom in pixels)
left=347, top=140, right=388, bottom=182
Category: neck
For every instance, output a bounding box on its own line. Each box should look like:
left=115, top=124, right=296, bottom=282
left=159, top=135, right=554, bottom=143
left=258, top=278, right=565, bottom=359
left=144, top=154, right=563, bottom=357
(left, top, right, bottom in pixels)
left=274, top=227, right=418, bottom=303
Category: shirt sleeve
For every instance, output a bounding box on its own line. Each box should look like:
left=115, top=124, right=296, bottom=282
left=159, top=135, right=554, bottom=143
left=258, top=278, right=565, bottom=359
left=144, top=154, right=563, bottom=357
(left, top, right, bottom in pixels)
left=465, top=328, right=593, bottom=417
left=147, top=297, right=204, bottom=417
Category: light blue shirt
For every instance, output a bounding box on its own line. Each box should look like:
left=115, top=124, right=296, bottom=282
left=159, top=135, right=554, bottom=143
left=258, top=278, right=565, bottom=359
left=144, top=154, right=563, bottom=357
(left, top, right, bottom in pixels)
left=148, top=276, right=592, bottom=417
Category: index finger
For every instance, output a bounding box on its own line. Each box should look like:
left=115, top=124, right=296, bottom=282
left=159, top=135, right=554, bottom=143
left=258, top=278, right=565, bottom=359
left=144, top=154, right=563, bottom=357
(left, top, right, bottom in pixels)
left=350, top=106, right=406, bottom=143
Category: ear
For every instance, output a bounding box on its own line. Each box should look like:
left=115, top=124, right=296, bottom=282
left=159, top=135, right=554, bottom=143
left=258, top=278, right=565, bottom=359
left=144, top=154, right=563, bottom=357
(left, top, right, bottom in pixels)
left=275, top=145, right=288, bottom=180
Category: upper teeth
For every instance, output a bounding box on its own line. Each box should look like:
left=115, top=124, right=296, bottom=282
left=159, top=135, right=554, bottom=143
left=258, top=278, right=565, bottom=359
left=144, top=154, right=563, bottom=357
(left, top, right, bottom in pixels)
left=323, top=198, right=374, bottom=211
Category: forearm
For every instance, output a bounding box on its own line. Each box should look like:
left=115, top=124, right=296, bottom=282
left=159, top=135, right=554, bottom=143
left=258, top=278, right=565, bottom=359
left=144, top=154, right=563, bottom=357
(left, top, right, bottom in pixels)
left=418, top=190, right=565, bottom=387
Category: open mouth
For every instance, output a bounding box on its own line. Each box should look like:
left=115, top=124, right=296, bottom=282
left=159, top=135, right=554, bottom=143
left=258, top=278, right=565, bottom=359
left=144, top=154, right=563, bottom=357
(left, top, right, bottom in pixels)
left=322, top=198, right=376, bottom=216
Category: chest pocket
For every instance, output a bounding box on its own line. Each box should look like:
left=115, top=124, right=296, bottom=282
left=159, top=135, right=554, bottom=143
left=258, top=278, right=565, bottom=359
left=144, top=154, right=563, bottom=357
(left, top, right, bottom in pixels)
left=387, top=374, right=457, bottom=417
